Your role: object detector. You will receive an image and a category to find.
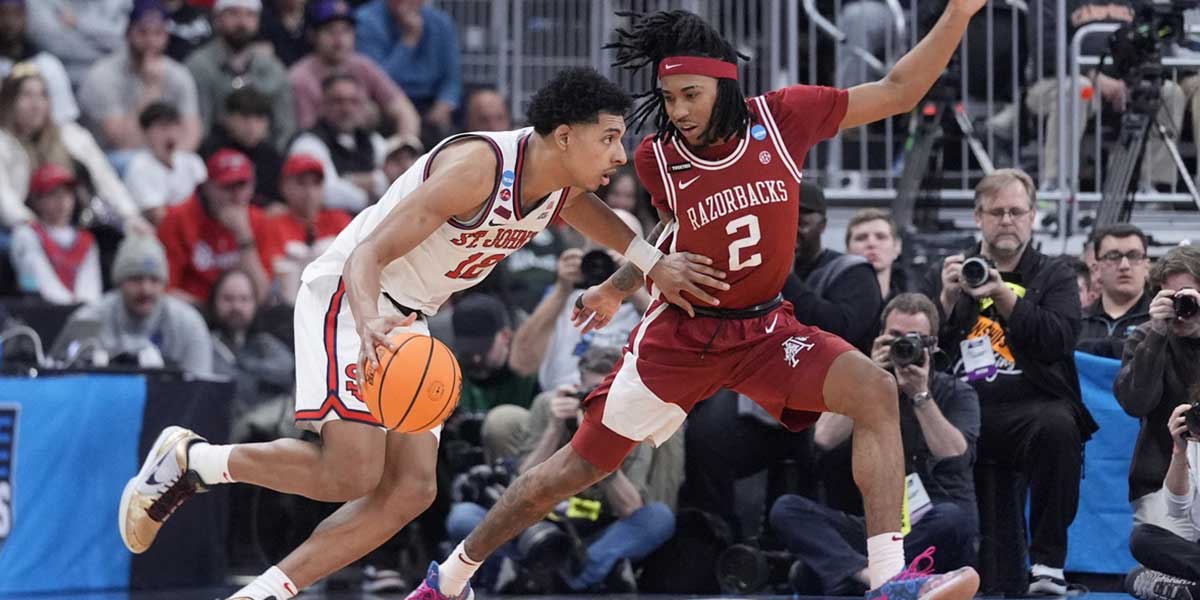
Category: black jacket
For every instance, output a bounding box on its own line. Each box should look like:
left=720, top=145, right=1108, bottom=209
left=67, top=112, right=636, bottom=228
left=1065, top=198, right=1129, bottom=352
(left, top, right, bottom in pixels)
left=1113, top=322, right=1200, bottom=501
left=921, top=244, right=1099, bottom=439
left=784, top=249, right=883, bottom=353
left=1077, top=292, right=1151, bottom=359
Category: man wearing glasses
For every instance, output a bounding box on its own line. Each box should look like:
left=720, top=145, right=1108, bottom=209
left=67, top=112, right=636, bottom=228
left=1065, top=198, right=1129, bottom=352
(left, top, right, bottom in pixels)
left=1077, top=224, right=1152, bottom=359
left=921, top=168, right=1097, bottom=596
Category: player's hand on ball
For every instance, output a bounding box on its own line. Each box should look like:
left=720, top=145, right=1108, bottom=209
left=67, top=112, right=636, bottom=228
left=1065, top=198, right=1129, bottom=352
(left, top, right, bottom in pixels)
left=355, top=313, right=419, bottom=385
left=649, top=252, right=729, bottom=317
left=572, top=285, right=621, bottom=334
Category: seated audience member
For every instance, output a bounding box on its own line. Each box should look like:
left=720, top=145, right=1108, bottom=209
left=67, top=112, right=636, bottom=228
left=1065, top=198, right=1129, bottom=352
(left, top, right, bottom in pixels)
left=1115, top=245, right=1200, bottom=534
left=198, top=87, right=284, bottom=205
left=921, top=169, right=1093, bottom=595
left=0, top=66, right=149, bottom=234
left=354, top=0, right=462, bottom=137
left=1073, top=257, right=1099, bottom=310
left=123, top=102, right=208, bottom=225
left=186, top=0, right=296, bottom=150
left=270, top=154, right=351, bottom=302
left=463, top=87, right=511, bottom=132
left=208, top=267, right=293, bottom=441
left=24, top=0, right=127, bottom=86
left=258, top=0, right=308, bottom=67
left=1125, top=401, right=1200, bottom=600
left=56, top=234, right=212, bottom=375
left=447, top=346, right=681, bottom=594
left=77, top=0, right=201, bottom=153
left=595, top=167, right=655, bottom=234
left=508, top=209, right=650, bottom=390
left=1077, top=224, right=1151, bottom=358
left=162, top=0, right=212, bottom=61
left=157, top=148, right=282, bottom=305
left=0, top=0, right=79, bottom=124
left=845, top=208, right=907, bottom=302
left=8, top=164, right=101, bottom=304
left=453, top=293, right=538, bottom=414
left=770, top=293, right=979, bottom=596
left=381, top=133, right=422, bottom=184
left=289, top=74, right=386, bottom=213
left=289, top=0, right=419, bottom=135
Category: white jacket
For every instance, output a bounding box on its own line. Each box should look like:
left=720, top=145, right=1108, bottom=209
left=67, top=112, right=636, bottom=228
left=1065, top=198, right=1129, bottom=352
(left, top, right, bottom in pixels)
left=0, top=122, right=138, bottom=228
left=1166, top=440, right=1200, bottom=541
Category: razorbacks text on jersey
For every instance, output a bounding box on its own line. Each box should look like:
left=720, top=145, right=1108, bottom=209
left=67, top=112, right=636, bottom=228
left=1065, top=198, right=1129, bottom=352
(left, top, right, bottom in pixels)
left=635, top=85, right=848, bottom=309
left=301, top=127, right=570, bottom=314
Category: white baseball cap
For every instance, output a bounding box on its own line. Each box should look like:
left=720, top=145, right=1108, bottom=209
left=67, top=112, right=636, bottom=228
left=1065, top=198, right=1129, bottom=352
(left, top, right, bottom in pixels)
left=214, top=0, right=262, bottom=12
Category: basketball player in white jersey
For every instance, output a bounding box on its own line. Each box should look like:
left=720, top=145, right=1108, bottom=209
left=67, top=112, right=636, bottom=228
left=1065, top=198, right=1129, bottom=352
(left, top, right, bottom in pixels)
left=116, top=68, right=728, bottom=600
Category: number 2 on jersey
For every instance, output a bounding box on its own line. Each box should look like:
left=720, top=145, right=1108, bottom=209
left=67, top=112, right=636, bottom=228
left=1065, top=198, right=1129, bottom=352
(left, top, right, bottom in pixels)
left=445, top=252, right=506, bottom=280
left=726, top=215, right=762, bottom=271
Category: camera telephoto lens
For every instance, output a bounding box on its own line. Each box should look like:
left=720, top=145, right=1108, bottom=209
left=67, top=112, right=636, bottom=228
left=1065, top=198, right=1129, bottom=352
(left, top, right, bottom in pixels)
left=961, top=257, right=992, bottom=288
left=889, top=336, right=925, bottom=368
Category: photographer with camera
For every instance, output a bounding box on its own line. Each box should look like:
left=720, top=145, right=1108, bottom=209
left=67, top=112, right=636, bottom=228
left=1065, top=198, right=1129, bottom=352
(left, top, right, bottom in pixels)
left=1125, top=399, right=1200, bottom=600
left=1077, top=224, right=1152, bottom=359
left=1025, top=0, right=1186, bottom=191
left=508, top=209, right=652, bottom=390
left=447, top=346, right=681, bottom=593
left=921, top=169, right=1096, bottom=596
left=1114, top=245, right=1200, bottom=534
left=768, top=293, right=979, bottom=596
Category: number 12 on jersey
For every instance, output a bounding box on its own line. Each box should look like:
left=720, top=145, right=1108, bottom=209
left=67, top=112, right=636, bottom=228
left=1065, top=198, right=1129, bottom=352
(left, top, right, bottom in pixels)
left=445, top=252, right=506, bottom=280
left=726, top=215, right=762, bottom=271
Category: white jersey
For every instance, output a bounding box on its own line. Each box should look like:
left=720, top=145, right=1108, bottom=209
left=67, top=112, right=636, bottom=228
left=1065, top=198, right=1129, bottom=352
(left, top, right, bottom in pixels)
left=301, top=127, right=572, bottom=315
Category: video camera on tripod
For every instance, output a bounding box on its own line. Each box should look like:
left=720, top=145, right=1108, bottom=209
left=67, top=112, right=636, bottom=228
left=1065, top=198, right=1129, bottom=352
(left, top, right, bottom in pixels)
left=1094, top=0, right=1200, bottom=227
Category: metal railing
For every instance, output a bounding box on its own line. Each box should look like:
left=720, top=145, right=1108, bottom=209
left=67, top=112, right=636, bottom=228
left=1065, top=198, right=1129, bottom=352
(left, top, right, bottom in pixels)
left=433, top=0, right=1200, bottom=244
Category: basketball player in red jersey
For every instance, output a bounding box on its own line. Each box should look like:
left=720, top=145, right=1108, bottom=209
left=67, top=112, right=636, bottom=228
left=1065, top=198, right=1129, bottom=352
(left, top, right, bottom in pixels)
left=413, top=7, right=987, bottom=600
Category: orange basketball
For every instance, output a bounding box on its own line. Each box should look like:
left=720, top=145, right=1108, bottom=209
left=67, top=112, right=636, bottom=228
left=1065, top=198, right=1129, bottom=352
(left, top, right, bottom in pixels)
left=361, top=333, right=462, bottom=433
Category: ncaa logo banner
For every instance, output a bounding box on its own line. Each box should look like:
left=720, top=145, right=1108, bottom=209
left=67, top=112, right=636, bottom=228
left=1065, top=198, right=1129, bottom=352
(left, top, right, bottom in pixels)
left=0, top=404, right=17, bottom=557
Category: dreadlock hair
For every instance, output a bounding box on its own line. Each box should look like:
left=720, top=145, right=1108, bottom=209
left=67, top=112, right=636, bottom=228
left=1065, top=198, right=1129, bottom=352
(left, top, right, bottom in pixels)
left=607, top=10, right=752, bottom=146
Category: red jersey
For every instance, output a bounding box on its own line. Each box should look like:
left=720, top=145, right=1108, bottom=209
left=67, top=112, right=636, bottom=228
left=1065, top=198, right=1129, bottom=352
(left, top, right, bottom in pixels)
left=272, top=209, right=353, bottom=246
left=157, top=195, right=284, bottom=300
left=634, top=84, right=848, bottom=309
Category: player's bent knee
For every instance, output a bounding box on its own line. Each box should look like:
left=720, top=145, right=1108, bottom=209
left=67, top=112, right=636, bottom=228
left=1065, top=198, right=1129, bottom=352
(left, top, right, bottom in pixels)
left=827, top=354, right=898, bottom=421
left=387, top=473, right=438, bottom=513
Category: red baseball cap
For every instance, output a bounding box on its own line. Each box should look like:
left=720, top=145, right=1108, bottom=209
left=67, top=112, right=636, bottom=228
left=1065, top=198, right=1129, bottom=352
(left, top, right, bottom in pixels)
left=29, top=164, right=76, bottom=196
left=282, top=154, right=325, bottom=180
left=206, top=148, right=255, bottom=185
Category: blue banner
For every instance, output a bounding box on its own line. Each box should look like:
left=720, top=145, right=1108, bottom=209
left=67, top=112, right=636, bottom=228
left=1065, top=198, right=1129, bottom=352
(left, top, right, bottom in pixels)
left=0, top=375, right=145, bottom=595
left=1065, top=351, right=1139, bottom=574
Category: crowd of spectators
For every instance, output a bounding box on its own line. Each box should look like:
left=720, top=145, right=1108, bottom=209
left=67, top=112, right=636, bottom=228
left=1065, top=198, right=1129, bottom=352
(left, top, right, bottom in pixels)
left=0, top=1, right=1198, bottom=599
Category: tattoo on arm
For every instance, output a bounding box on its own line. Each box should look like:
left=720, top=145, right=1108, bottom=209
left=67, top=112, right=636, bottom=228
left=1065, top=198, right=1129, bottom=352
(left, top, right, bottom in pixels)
left=611, top=221, right=667, bottom=292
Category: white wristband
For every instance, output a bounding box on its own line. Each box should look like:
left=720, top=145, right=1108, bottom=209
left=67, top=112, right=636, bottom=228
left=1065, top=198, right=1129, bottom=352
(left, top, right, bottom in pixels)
left=624, top=237, right=664, bottom=274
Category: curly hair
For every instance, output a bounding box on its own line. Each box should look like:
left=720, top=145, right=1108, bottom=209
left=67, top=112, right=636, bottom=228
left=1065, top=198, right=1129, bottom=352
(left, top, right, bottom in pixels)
left=527, top=67, right=632, bottom=135
left=606, top=10, right=751, bottom=145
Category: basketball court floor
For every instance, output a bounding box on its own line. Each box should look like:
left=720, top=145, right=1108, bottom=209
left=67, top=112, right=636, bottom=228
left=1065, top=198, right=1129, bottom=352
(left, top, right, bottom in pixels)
left=25, top=593, right=1135, bottom=599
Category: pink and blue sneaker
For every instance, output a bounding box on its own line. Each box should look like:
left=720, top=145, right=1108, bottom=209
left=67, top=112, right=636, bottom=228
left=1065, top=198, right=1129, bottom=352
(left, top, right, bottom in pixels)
left=865, top=547, right=980, bottom=600
left=404, top=561, right=475, bottom=600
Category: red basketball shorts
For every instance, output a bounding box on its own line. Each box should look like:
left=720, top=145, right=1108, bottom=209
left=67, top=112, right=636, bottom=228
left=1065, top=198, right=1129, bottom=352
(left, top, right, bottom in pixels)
left=571, top=299, right=855, bottom=471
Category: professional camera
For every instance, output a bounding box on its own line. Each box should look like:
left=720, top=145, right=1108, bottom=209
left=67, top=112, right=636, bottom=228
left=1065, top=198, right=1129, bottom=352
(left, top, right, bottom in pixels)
left=1185, top=400, right=1200, bottom=439
left=450, top=461, right=514, bottom=508
left=961, top=256, right=995, bottom=288
left=562, top=387, right=595, bottom=432
left=577, top=249, right=618, bottom=289
left=889, top=333, right=937, bottom=368
left=1109, top=0, right=1200, bottom=85
left=1174, top=292, right=1199, bottom=320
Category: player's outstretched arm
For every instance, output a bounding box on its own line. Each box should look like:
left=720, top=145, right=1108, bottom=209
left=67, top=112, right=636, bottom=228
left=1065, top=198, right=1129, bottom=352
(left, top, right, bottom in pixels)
left=839, top=0, right=986, bottom=130
left=343, top=140, right=499, bottom=370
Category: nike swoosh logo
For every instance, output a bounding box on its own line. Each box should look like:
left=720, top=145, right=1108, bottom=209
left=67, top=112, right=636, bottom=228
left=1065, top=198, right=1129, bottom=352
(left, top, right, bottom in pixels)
left=678, top=175, right=701, bottom=190
left=664, top=63, right=682, bottom=70
left=765, top=315, right=779, bottom=334
left=144, top=453, right=173, bottom=486
left=488, top=219, right=504, bottom=226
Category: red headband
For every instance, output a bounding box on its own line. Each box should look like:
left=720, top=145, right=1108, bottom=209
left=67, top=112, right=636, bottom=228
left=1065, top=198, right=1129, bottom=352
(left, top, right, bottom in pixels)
left=657, top=56, right=738, bottom=80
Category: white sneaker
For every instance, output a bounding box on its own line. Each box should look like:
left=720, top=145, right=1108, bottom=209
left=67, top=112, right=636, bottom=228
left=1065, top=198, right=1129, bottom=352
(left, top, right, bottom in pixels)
left=117, top=426, right=208, bottom=553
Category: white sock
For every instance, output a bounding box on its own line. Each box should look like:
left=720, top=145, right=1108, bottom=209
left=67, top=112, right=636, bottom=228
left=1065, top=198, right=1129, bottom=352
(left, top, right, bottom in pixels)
left=438, top=542, right=482, bottom=596
left=231, top=566, right=298, bottom=599
left=1032, top=564, right=1064, bottom=580
left=866, top=532, right=906, bottom=589
left=187, top=442, right=235, bottom=485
